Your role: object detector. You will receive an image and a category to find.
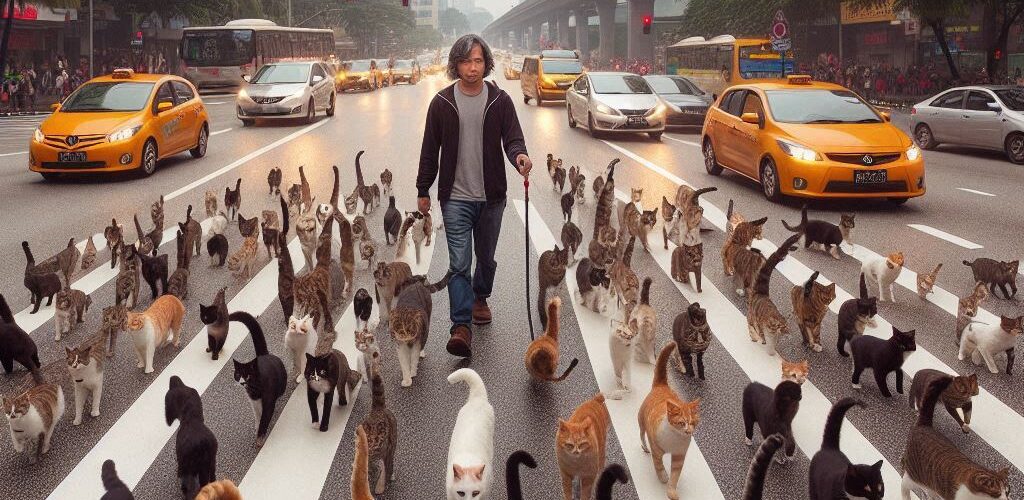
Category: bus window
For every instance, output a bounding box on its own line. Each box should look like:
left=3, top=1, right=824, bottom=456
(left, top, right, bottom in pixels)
left=737, top=45, right=794, bottom=80
left=182, top=29, right=255, bottom=67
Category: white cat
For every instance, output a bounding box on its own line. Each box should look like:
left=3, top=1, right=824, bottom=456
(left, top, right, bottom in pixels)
left=285, top=314, right=319, bottom=384
left=959, top=316, right=1023, bottom=374
left=207, top=211, right=228, bottom=238
left=608, top=319, right=636, bottom=400
left=446, top=369, right=494, bottom=500
left=66, top=346, right=104, bottom=425
left=861, top=252, right=904, bottom=302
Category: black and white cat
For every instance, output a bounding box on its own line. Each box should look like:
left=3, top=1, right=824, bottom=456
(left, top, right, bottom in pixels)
left=165, top=376, right=217, bottom=499
left=851, top=326, right=916, bottom=398
left=782, top=205, right=855, bottom=259
left=229, top=311, right=287, bottom=447
left=808, top=397, right=885, bottom=500
left=836, top=273, right=878, bottom=357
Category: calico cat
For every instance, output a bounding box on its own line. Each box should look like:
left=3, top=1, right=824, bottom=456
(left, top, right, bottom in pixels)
left=639, top=342, right=701, bottom=500
left=607, top=319, right=637, bottom=399
left=54, top=287, right=91, bottom=341
left=354, top=326, right=380, bottom=384
left=206, top=234, right=228, bottom=267
left=588, top=225, right=618, bottom=271
left=671, top=302, right=712, bottom=380
left=114, top=243, right=140, bottom=309
left=917, top=263, right=943, bottom=299
left=561, top=220, right=583, bottom=265
left=445, top=368, right=495, bottom=500
left=3, top=381, right=64, bottom=463
left=383, top=196, right=401, bottom=245
left=963, top=258, right=1019, bottom=299
left=721, top=215, right=766, bottom=276
left=630, top=277, right=657, bottom=365
left=380, top=168, right=393, bottom=196
left=267, top=167, right=282, bottom=195
left=547, top=154, right=566, bottom=192
left=293, top=209, right=333, bottom=326
left=66, top=331, right=111, bottom=425
left=0, top=293, right=41, bottom=374
left=560, top=192, right=575, bottom=222
left=575, top=257, right=612, bottom=314
left=742, top=380, right=802, bottom=463
left=959, top=315, right=1023, bottom=375
left=277, top=196, right=295, bottom=322
left=556, top=393, right=611, bottom=500
left=396, top=211, right=429, bottom=266
left=623, top=198, right=658, bottom=253
left=305, top=292, right=359, bottom=432
left=127, top=294, right=185, bottom=374
left=837, top=273, right=878, bottom=357
left=791, top=271, right=836, bottom=352
left=204, top=190, right=218, bottom=218
left=781, top=359, right=809, bottom=385
left=207, top=211, right=228, bottom=239
left=81, top=235, right=97, bottom=271
left=361, top=360, right=398, bottom=495
left=671, top=242, right=703, bottom=293
left=782, top=206, right=855, bottom=259
left=167, top=230, right=190, bottom=301
left=909, top=369, right=978, bottom=434
left=229, top=311, right=287, bottom=447
left=100, top=459, right=134, bottom=500
left=741, top=434, right=785, bottom=500
left=592, top=158, right=619, bottom=239
left=851, top=326, right=917, bottom=397
left=525, top=297, right=579, bottom=382
left=569, top=167, right=586, bottom=205
left=227, top=214, right=260, bottom=282
left=537, top=245, right=569, bottom=328
left=104, top=219, right=125, bottom=269
left=353, top=288, right=373, bottom=331
left=224, top=178, right=242, bottom=221
left=352, top=426, right=373, bottom=500
left=165, top=375, right=218, bottom=498
left=139, top=252, right=169, bottom=299
left=199, top=287, right=229, bottom=361
left=808, top=398, right=885, bottom=500
left=133, top=213, right=154, bottom=257
left=730, top=247, right=766, bottom=297
left=900, top=377, right=1010, bottom=500
left=747, top=234, right=801, bottom=356
left=956, top=281, right=989, bottom=345
left=505, top=450, right=537, bottom=500
left=861, top=252, right=904, bottom=302
left=390, top=273, right=451, bottom=386
left=661, top=196, right=678, bottom=250
left=374, top=260, right=413, bottom=325
left=294, top=194, right=320, bottom=272
left=596, top=464, right=629, bottom=500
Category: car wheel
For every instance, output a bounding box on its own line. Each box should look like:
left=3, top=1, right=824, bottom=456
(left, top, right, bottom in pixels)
left=914, top=124, right=938, bottom=150
left=588, top=113, right=600, bottom=139
left=240, top=118, right=255, bottom=127
left=140, top=139, right=158, bottom=177
left=189, top=124, right=208, bottom=158
left=567, top=105, right=577, bottom=128
left=887, top=197, right=910, bottom=205
left=1005, top=132, right=1024, bottom=164
left=649, top=131, right=663, bottom=141
left=703, top=138, right=723, bottom=175
left=536, top=87, right=544, bottom=106
left=306, top=99, right=315, bottom=124
left=326, top=93, right=336, bottom=117
left=759, top=157, right=783, bottom=202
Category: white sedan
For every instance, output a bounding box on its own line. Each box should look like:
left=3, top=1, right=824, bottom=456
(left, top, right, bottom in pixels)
left=236, top=61, right=336, bottom=126
left=565, top=71, right=667, bottom=141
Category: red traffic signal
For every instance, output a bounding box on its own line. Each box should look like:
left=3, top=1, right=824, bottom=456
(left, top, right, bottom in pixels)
left=402, top=0, right=409, bottom=6
left=995, top=48, right=1003, bottom=60
left=642, top=14, right=652, bottom=34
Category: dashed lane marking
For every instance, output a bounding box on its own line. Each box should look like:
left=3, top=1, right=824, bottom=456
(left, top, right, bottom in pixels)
left=210, top=127, right=233, bottom=136
left=663, top=135, right=701, bottom=147
left=957, top=187, right=996, bottom=197
left=907, top=224, right=984, bottom=250
left=0, top=150, right=27, bottom=156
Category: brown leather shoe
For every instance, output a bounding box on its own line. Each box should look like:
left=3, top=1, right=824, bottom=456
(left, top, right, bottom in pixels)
left=472, top=298, right=492, bottom=325
left=446, top=325, right=473, bottom=357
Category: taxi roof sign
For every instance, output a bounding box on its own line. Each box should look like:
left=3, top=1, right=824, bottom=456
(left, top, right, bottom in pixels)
left=111, top=68, right=135, bottom=79
left=786, top=74, right=812, bottom=85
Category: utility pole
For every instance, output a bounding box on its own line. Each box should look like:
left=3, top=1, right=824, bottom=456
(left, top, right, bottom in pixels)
left=89, top=0, right=94, bottom=78
left=288, top=0, right=292, bottom=27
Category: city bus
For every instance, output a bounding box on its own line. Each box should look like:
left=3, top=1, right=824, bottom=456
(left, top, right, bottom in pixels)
left=181, top=19, right=335, bottom=89
left=665, top=35, right=795, bottom=97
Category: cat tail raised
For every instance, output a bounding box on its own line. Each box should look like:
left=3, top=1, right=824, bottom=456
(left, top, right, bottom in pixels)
left=640, top=277, right=652, bottom=305
left=780, top=205, right=808, bottom=238
left=726, top=199, right=734, bottom=224
left=596, top=463, right=629, bottom=500
left=962, top=260, right=973, bottom=267
left=690, top=186, right=718, bottom=206
left=741, top=433, right=785, bottom=500
left=821, top=397, right=865, bottom=450
left=859, top=273, right=869, bottom=299
left=354, top=150, right=366, bottom=187
left=505, top=450, right=538, bottom=500
left=101, top=459, right=130, bottom=494
left=133, top=213, right=146, bottom=242
left=330, top=164, right=340, bottom=208
left=0, top=293, right=14, bottom=324
left=604, top=158, right=620, bottom=184
left=448, top=368, right=489, bottom=402
left=653, top=341, right=676, bottom=388
left=752, top=234, right=801, bottom=297
left=351, top=426, right=373, bottom=500
left=544, top=296, right=562, bottom=340
left=803, top=271, right=820, bottom=298
left=425, top=271, right=453, bottom=293
left=228, top=311, right=270, bottom=356
left=917, top=377, right=953, bottom=428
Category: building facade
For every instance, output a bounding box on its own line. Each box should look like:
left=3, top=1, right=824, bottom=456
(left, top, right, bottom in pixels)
left=412, top=0, right=441, bottom=30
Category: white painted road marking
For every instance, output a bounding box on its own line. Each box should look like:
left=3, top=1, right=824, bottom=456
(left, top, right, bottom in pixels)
left=663, top=135, right=701, bottom=147
left=0, top=150, right=27, bottom=156
left=957, top=187, right=996, bottom=197
left=204, top=101, right=229, bottom=105
left=907, top=224, right=984, bottom=249
left=210, top=127, right=233, bottom=136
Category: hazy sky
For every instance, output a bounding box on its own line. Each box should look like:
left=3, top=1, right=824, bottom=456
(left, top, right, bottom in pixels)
left=475, top=0, right=516, bottom=18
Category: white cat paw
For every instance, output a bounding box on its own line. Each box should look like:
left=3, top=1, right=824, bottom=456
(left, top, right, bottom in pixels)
left=73, top=418, right=82, bottom=426
left=852, top=383, right=862, bottom=390
left=136, top=361, right=144, bottom=369
left=736, top=289, right=745, bottom=297
left=812, top=344, right=823, bottom=353
left=295, top=375, right=304, bottom=384
left=401, top=378, right=413, bottom=387
left=744, top=437, right=753, bottom=446
left=989, top=366, right=999, bottom=374
left=608, top=390, right=625, bottom=400
left=90, top=409, right=100, bottom=417
left=144, top=367, right=154, bottom=374
left=957, top=353, right=965, bottom=361
left=419, top=351, right=426, bottom=358
left=961, top=424, right=971, bottom=434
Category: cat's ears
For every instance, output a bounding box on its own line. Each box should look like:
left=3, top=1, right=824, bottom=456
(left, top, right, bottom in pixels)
left=871, top=460, right=883, bottom=470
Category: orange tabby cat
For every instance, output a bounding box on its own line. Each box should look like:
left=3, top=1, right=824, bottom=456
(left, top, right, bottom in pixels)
left=194, top=479, right=242, bottom=500
left=525, top=297, right=579, bottom=382
left=781, top=359, right=809, bottom=385
left=557, top=393, right=612, bottom=500
left=126, top=294, right=185, bottom=374
left=638, top=342, right=701, bottom=500
left=351, top=425, right=373, bottom=500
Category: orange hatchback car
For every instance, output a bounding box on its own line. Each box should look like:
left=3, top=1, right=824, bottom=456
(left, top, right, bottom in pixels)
left=701, top=75, right=925, bottom=204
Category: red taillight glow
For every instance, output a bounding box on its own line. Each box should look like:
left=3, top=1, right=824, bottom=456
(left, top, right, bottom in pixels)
left=910, top=107, right=917, bottom=115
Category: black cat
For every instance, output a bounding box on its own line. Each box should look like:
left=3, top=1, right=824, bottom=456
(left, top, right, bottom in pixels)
left=383, top=195, right=401, bottom=246
left=505, top=450, right=537, bottom=500
left=837, top=273, right=878, bottom=356
left=560, top=192, right=574, bottom=222
left=139, top=252, right=168, bottom=299
left=808, top=398, right=884, bottom=499
left=199, top=287, right=229, bottom=360
left=851, top=326, right=916, bottom=398
left=165, top=376, right=217, bottom=499
left=277, top=195, right=295, bottom=324
left=782, top=205, right=854, bottom=258
left=353, top=287, right=373, bottom=330
left=25, top=271, right=61, bottom=314
left=742, top=380, right=802, bottom=463
left=0, top=293, right=41, bottom=374
left=229, top=311, right=287, bottom=447
left=206, top=234, right=229, bottom=267
left=100, top=459, right=134, bottom=500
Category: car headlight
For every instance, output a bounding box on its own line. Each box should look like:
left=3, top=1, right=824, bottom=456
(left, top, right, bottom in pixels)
left=33, top=128, right=44, bottom=143
left=646, top=103, right=667, bottom=117
left=594, top=102, right=618, bottom=115
left=238, top=88, right=249, bottom=100
left=777, top=139, right=822, bottom=161
left=541, top=76, right=557, bottom=88
left=906, top=145, right=921, bottom=161
left=108, top=125, right=141, bottom=143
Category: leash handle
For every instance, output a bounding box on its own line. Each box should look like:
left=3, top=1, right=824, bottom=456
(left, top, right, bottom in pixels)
left=524, top=178, right=534, bottom=341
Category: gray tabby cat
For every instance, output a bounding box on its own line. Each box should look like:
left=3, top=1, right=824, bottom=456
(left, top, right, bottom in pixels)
left=592, top=159, right=619, bottom=239
left=54, top=288, right=91, bottom=341
left=672, top=302, right=712, bottom=380
left=622, top=197, right=658, bottom=254
left=730, top=247, right=765, bottom=297
left=114, top=243, right=140, bottom=309
left=389, top=273, right=452, bottom=386
left=362, top=360, right=398, bottom=494
left=962, top=258, right=1019, bottom=299
left=671, top=243, right=703, bottom=293
left=561, top=221, right=583, bottom=265
left=537, top=245, right=569, bottom=328
left=167, top=230, right=190, bottom=301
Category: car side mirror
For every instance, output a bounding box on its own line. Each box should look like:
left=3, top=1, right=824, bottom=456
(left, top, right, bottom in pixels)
left=987, top=102, right=1002, bottom=113
left=156, top=101, right=173, bottom=113
left=242, top=74, right=251, bottom=82
left=740, top=112, right=760, bottom=125
left=880, top=110, right=892, bottom=122
left=50, top=102, right=60, bottom=112
left=312, top=75, right=324, bottom=85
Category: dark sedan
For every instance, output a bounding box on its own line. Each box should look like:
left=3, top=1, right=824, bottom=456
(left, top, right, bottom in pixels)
left=643, top=75, right=714, bottom=127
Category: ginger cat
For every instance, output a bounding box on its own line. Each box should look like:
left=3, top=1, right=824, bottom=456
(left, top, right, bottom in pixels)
left=525, top=297, right=579, bottom=382
left=557, top=393, right=612, bottom=500
left=126, top=294, right=185, bottom=374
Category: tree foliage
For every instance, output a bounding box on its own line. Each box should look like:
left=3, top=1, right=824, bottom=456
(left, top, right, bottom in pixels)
left=439, top=7, right=470, bottom=38
left=467, top=9, right=494, bottom=34
left=678, top=0, right=840, bottom=39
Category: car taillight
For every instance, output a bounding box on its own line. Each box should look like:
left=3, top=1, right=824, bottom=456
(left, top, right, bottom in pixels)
left=910, top=107, right=916, bottom=115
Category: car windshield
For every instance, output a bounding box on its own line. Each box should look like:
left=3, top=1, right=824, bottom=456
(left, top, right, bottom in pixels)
left=765, top=89, right=881, bottom=124
left=251, top=64, right=310, bottom=84
left=591, top=74, right=653, bottom=94
left=350, top=61, right=371, bottom=71
left=541, top=60, right=583, bottom=74
left=394, top=60, right=413, bottom=69
left=994, top=88, right=1024, bottom=111
left=645, top=76, right=703, bottom=95
left=61, top=82, right=155, bottom=112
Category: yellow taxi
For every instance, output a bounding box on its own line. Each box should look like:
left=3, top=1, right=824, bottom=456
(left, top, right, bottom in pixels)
left=521, top=51, right=584, bottom=105
left=30, top=69, right=209, bottom=180
left=337, top=60, right=383, bottom=91
left=701, top=75, right=925, bottom=204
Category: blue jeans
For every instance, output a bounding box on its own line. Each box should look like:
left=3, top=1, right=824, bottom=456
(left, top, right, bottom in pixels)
left=441, top=198, right=506, bottom=327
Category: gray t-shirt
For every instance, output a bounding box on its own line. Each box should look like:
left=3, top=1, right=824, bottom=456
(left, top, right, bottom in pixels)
left=450, top=84, right=487, bottom=201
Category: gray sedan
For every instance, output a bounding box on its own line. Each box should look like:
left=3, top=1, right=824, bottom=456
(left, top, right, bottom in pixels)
left=643, top=75, right=714, bottom=127
left=910, top=85, right=1024, bottom=164
left=236, top=61, right=336, bottom=126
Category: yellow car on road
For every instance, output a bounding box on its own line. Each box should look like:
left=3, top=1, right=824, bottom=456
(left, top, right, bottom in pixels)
left=30, top=69, right=209, bottom=180
left=701, top=75, right=925, bottom=204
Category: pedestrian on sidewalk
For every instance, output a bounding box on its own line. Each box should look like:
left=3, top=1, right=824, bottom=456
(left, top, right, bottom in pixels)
left=416, top=34, right=532, bottom=358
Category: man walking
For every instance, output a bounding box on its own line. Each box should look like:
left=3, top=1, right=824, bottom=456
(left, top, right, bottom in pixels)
left=417, top=34, right=532, bottom=358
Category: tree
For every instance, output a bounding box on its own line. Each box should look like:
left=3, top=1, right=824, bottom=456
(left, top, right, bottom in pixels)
left=467, top=9, right=493, bottom=33
left=1, top=0, right=79, bottom=78
left=402, top=26, right=443, bottom=53
left=332, top=0, right=415, bottom=57
left=677, top=0, right=839, bottom=40
left=438, top=7, right=470, bottom=38
left=980, top=0, right=1024, bottom=79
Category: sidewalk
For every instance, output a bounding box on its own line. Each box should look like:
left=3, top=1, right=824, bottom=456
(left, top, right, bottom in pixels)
left=0, top=92, right=60, bottom=117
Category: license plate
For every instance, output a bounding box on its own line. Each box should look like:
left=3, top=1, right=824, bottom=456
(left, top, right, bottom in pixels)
left=854, top=169, right=887, bottom=184
left=627, top=116, right=647, bottom=127
left=58, top=152, right=86, bottom=162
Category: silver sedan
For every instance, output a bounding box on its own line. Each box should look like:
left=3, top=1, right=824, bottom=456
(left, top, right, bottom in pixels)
left=236, top=61, right=336, bottom=126
left=643, top=74, right=714, bottom=128
left=910, top=85, right=1024, bottom=164
left=565, top=72, right=667, bottom=141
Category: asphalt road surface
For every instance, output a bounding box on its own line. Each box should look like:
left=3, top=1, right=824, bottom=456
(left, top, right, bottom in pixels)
left=0, top=74, right=1022, bottom=500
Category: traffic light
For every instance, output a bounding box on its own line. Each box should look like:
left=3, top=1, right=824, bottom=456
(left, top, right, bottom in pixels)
left=642, top=14, right=652, bottom=35
left=402, top=0, right=409, bottom=6
left=995, top=48, right=1003, bottom=60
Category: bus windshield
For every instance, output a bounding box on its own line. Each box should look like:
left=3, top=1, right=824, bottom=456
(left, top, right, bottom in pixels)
left=182, top=30, right=254, bottom=67
left=737, top=45, right=795, bottom=79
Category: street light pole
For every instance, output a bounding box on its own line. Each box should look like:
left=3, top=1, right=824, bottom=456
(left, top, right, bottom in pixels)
left=88, top=0, right=93, bottom=78
left=288, top=0, right=292, bottom=27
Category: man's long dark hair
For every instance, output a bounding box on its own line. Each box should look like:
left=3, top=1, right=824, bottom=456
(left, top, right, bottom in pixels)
left=447, top=34, right=494, bottom=81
